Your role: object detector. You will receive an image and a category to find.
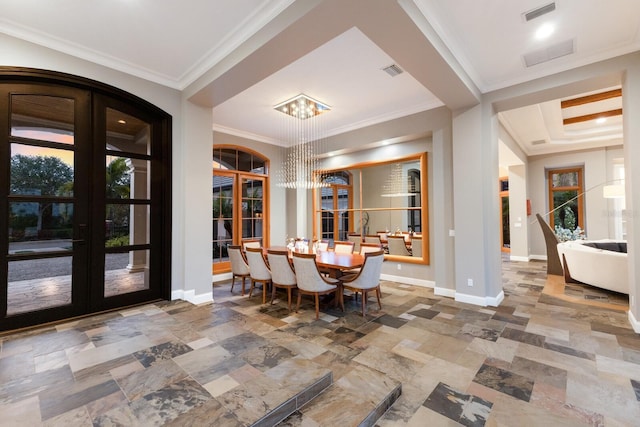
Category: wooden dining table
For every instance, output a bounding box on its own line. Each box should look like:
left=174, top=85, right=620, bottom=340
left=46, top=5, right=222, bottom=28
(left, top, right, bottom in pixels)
left=267, top=247, right=364, bottom=278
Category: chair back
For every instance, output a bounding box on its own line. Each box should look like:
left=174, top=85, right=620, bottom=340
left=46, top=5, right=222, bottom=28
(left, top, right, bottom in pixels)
left=411, top=236, right=423, bottom=257
left=245, top=247, right=271, bottom=280
left=228, top=245, right=249, bottom=275
left=347, top=250, right=385, bottom=290
left=347, top=234, right=362, bottom=252
left=315, top=240, right=329, bottom=251
left=365, top=234, right=382, bottom=245
left=377, top=231, right=388, bottom=241
left=242, top=239, right=261, bottom=251
left=334, top=240, right=355, bottom=254
left=360, top=242, right=382, bottom=254
left=388, top=235, right=411, bottom=256
left=267, top=249, right=296, bottom=286
left=291, top=252, right=337, bottom=292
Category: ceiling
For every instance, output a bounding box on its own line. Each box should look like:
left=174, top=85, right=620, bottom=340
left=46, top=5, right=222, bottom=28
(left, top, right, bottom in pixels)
left=1, top=0, right=638, bottom=158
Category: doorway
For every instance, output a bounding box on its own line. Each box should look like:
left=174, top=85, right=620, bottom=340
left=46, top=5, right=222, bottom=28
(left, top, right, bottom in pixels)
left=0, top=70, right=171, bottom=331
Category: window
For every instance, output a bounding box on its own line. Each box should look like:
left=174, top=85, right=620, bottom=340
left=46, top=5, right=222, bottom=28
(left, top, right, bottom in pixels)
left=407, top=169, right=421, bottom=232
left=319, top=172, right=352, bottom=243
left=212, top=146, right=269, bottom=273
left=548, top=167, right=584, bottom=231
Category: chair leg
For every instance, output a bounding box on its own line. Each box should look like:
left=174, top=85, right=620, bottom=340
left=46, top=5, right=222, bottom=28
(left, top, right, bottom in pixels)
left=338, top=288, right=344, bottom=312
left=296, top=293, right=302, bottom=313
left=231, top=275, right=236, bottom=293
left=262, top=282, right=267, bottom=304
left=249, top=279, right=255, bottom=297
left=270, top=283, right=277, bottom=305
left=314, top=294, right=320, bottom=319
left=361, top=290, right=366, bottom=317
left=287, top=288, right=292, bottom=312
left=375, top=287, right=382, bottom=310
left=241, top=277, right=246, bottom=296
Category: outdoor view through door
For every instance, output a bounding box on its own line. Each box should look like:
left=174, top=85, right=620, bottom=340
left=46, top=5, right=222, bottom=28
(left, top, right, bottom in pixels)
left=0, top=69, right=171, bottom=331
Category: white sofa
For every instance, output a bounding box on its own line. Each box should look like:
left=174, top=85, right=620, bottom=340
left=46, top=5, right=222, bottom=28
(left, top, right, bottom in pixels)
left=556, top=240, right=628, bottom=294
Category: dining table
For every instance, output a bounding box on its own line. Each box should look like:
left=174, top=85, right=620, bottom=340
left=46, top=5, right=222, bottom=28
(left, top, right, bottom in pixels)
left=266, top=247, right=364, bottom=278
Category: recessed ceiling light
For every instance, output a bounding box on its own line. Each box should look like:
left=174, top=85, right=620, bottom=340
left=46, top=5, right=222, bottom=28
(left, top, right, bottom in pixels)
left=535, top=23, right=554, bottom=39
left=596, top=117, right=607, bottom=124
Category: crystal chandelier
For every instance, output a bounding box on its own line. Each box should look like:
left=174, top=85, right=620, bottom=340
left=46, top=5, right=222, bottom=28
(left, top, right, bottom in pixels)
left=274, top=94, right=330, bottom=189
left=381, top=162, right=417, bottom=197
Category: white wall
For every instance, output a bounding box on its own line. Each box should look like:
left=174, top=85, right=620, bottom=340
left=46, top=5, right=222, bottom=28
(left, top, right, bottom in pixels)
left=528, top=147, right=617, bottom=258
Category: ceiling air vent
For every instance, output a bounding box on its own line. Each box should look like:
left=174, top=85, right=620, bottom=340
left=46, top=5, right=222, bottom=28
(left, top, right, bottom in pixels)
left=531, top=139, right=547, bottom=145
left=523, top=2, right=556, bottom=22
left=382, top=64, right=404, bottom=77
left=523, top=39, right=575, bottom=67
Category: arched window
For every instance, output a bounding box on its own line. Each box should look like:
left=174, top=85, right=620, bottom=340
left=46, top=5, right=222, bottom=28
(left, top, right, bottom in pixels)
left=212, top=146, right=269, bottom=273
left=319, top=172, right=352, bottom=243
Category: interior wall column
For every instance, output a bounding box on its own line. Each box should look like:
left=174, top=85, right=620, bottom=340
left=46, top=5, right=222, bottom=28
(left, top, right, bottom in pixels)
left=508, top=164, right=529, bottom=261
left=452, top=102, right=503, bottom=306
left=179, top=99, right=214, bottom=304
left=622, top=57, right=640, bottom=331
left=432, top=125, right=456, bottom=296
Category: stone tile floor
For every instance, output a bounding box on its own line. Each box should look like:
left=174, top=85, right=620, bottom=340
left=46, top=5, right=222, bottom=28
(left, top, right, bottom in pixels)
left=1, top=258, right=639, bottom=426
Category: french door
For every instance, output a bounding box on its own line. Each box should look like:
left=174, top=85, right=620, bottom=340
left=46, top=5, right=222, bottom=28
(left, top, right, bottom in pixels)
left=0, top=71, right=171, bottom=331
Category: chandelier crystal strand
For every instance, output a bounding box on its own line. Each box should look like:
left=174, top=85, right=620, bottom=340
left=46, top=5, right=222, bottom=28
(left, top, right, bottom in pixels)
left=274, top=94, right=330, bottom=189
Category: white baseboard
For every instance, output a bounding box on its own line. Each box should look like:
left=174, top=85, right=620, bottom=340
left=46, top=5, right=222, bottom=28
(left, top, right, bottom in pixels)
left=529, top=254, right=547, bottom=261
left=434, top=286, right=456, bottom=298
left=455, top=290, right=504, bottom=307
left=171, top=289, right=213, bottom=305
left=381, top=273, right=434, bottom=288
left=629, top=310, right=640, bottom=334
left=213, top=272, right=232, bottom=283
left=509, top=255, right=531, bottom=262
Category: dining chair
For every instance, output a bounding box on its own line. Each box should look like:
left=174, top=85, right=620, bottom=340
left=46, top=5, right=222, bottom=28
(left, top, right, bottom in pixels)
left=342, top=242, right=382, bottom=277
left=387, top=235, right=412, bottom=256
left=228, top=245, right=250, bottom=295
left=334, top=240, right=355, bottom=254
left=347, top=234, right=362, bottom=253
left=291, top=252, right=343, bottom=319
left=376, top=231, right=388, bottom=241
left=364, top=234, right=382, bottom=245
left=315, top=239, right=329, bottom=251
left=359, top=242, right=382, bottom=254
left=340, top=249, right=385, bottom=317
left=242, top=239, right=261, bottom=251
left=267, top=249, right=297, bottom=311
left=245, top=247, right=272, bottom=304
left=411, top=235, right=423, bottom=258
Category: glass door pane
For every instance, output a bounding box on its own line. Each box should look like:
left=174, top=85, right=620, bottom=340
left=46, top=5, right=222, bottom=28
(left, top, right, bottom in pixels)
left=241, top=176, right=264, bottom=244
left=213, top=172, right=234, bottom=268
left=4, top=91, right=86, bottom=320
left=103, top=108, right=151, bottom=298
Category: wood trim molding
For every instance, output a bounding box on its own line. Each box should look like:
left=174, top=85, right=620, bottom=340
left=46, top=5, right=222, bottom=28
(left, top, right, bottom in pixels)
left=560, top=88, right=621, bottom=109
left=563, top=108, right=622, bottom=126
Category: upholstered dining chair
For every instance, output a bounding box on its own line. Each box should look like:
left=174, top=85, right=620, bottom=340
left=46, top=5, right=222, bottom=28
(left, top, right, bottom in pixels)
left=359, top=242, right=383, bottom=254
left=334, top=240, right=355, bottom=254
left=347, top=234, right=362, bottom=253
left=411, top=235, right=422, bottom=258
left=340, top=249, right=385, bottom=317
left=387, top=235, right=412, bottom=256
left=242, top=239, right=261, bottom=251
left=245, top=247, right=271, bottom=304
left=315, top=239, right=329, bottom=251
left=365, top=234, right=382, bottom=246
left=228, top=245, right=250, bottom=295
left=291, top=252, right=343, bottom=319
left=267, top=249, right=297, bottom=311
